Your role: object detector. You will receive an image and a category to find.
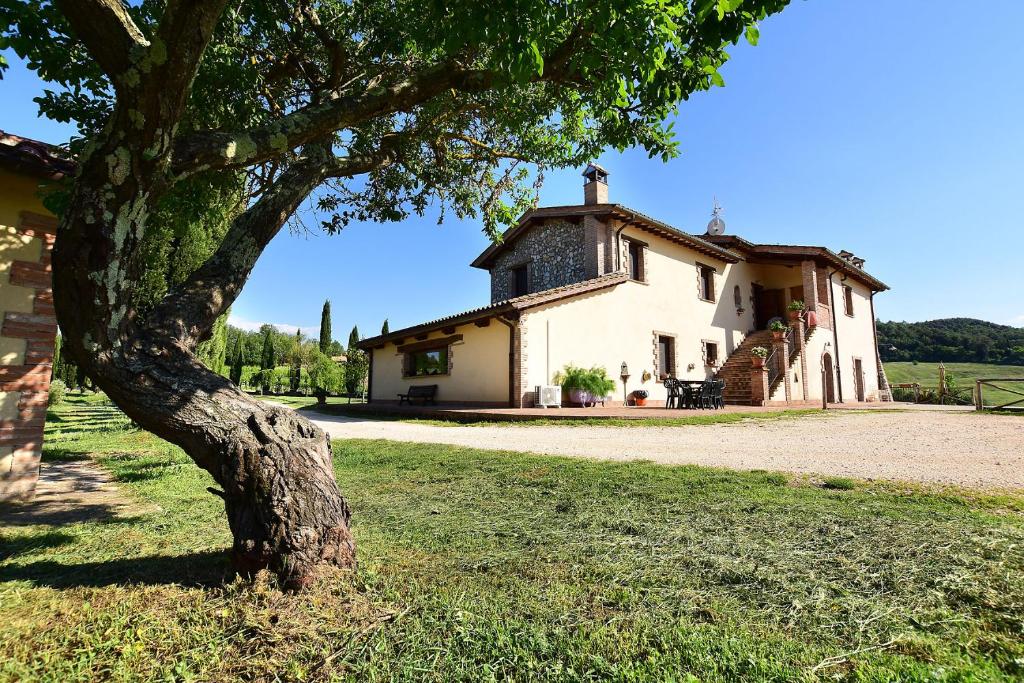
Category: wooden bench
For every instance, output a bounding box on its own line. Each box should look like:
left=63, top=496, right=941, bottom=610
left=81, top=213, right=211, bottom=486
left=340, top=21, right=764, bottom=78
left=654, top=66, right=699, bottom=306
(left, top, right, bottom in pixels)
left=398, top=384, right=438, bottom=405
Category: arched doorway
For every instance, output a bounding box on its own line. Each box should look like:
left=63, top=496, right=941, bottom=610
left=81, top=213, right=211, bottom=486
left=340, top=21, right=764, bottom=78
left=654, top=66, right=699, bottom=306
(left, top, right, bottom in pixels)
left=822, top=353, right=836, bottom=404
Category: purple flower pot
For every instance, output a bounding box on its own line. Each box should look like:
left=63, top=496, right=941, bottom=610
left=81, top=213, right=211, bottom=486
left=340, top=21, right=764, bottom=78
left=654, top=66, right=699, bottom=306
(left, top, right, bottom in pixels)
left=567, top=388, right=593, bottom=407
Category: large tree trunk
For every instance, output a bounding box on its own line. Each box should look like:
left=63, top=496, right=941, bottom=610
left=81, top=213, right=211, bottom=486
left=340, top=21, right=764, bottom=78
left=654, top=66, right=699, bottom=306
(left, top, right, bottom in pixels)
left=52, top=104, right=356, bottom=592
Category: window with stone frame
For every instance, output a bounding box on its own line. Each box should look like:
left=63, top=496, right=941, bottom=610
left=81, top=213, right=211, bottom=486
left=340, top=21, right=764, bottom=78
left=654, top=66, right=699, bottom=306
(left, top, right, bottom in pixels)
left=702, top=340, right=720, bottom=367
left=626, top=239, right=646, bottom=282
left=696, top=263, right=716, bottom=302
left=843, top=285, right=854, bottom=316
left=654, top=332, right=677, bottom=380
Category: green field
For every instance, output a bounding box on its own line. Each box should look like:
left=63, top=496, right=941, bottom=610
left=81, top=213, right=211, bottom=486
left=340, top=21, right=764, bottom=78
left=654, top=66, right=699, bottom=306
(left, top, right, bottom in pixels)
left=1, top=396, right=1022, bottom=681
left=885, top=362, right=1024, bottom=407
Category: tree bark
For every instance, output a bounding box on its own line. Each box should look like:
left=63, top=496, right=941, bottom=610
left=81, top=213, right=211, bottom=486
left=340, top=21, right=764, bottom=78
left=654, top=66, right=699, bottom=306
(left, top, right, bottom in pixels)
left=51, top=91, right=357, bottom=590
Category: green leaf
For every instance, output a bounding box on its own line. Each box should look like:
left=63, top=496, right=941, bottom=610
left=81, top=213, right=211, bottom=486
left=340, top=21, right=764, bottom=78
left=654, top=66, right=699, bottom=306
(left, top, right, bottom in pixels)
left=718, top=0, right=744, bottom=20
left=745, top=24, right=760, bottom=46
left=711, top=71, right=725, bottom=88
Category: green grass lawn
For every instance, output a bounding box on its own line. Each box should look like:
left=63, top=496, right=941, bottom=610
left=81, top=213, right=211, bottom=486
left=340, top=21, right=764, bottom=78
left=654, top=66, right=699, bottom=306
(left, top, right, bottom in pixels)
left=255, top=393, right=366, bottom=410
left=885, top=362, right=1024, bottom=407
left=1, top=396, right=1022, bottom=681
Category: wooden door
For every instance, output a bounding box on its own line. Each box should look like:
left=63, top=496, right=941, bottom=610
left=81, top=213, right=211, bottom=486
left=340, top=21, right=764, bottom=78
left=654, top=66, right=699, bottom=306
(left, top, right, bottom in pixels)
left=755, top=287, right=785, bottom=327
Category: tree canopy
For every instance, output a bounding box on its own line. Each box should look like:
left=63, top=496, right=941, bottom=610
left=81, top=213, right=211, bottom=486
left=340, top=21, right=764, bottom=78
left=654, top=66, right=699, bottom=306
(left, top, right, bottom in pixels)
left=878, top=318, right=1024, bottom=365
left=0, top=0, right=793, bottom=587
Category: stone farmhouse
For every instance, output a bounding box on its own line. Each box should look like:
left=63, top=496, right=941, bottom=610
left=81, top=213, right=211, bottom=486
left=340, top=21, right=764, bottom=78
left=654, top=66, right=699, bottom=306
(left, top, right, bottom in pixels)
left=358, top=165, right=889, bottom=408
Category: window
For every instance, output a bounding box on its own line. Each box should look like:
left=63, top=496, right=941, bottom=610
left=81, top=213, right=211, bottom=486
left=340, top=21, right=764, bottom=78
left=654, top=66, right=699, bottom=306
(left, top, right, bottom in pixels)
left=703, top=341, right=719, bottom=367
left=843, top=285, right=854, bottom=316
left=405, top=347, right=448, bottom=377
left=512, top=265, right=529, bottom=297
left=733, top=284, right=743, bottom=310
left=657, top=335, right=675, bottom=379
left=627, top=240, right=645, bottom=282
left=697, top=263, right=715, bottom=302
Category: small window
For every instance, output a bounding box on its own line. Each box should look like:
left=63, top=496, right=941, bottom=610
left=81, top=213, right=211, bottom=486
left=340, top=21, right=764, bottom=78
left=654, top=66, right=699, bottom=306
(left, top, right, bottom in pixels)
left=698, top=264, right=715, bottom=302
left=733, top=284, right=743, bottom=309
left=703, top=341, right=719, bottom=367
left=405, top=347, right=448, bottom=376
left=627, top=241, right=644, bottom=282
left=512, top=265, right=529, bottom=297
left=658, top=335, right=675, bottom=379
left=843, top=285, right=854, bottom=316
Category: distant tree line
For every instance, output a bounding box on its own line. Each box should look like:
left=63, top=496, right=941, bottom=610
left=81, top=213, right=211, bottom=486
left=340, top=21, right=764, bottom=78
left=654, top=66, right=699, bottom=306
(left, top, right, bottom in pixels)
left=877, top=318, right=1024, bottom=365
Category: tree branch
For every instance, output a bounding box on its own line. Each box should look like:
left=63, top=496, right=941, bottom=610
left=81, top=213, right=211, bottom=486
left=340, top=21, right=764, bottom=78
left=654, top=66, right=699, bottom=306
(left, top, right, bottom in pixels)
left=55, top=0, right=149, bottom=84
left=149, top=140, right=402, bottom=343
left=169, top=62, right=495, bottom=176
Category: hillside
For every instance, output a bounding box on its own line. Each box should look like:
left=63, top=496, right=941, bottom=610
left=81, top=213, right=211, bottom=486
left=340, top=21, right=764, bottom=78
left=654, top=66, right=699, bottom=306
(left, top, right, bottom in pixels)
left=877, top=318, right=1024, bottom=365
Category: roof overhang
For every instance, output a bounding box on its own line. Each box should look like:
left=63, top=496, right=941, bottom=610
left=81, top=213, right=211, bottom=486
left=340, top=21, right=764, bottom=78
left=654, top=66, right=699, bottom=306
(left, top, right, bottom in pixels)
left=704, top=235, right=888, bottom=292
left=0, top=130, right=75, bottom=180
left=470, top=203, right=739, bottom=270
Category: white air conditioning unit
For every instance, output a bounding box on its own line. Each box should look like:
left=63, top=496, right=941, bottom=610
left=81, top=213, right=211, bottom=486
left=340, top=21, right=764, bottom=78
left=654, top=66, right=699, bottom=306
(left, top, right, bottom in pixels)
left=535, top=385, right=562, bottom=408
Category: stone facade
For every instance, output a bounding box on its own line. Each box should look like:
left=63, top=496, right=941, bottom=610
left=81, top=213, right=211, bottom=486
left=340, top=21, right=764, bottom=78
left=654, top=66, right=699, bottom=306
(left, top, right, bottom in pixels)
left=490, top=220, right=586, bottom=303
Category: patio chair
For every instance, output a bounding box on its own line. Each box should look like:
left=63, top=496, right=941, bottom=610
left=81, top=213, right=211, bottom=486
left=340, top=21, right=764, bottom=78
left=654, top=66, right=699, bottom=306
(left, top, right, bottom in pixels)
left=664, top=378, right=681, bottom=409
left=713, top=379, right=726, bottom=409
left=698, top=380, right=714, bottom=409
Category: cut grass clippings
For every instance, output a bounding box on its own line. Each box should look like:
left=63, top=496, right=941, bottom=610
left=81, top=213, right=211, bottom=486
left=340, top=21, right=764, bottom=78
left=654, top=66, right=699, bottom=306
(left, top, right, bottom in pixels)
left=1, top=395, right=1022, bottom=681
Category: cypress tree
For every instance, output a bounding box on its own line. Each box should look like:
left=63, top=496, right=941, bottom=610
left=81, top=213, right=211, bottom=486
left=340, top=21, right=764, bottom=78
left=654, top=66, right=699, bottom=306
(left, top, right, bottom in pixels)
left=290, top=329, right=303, bottom=393
left=348, top=325, right=360, bottom=349
left=381, top=319, right=389, bottom=335
left=259, top=331, right=275, bottom=394
left=319, top=300, right=332, bottom=354
left=229, top=335, right=245, bottom=386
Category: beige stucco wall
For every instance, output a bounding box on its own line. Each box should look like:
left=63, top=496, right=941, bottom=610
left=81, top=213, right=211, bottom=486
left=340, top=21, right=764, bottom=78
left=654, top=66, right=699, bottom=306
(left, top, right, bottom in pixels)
left=523, top=224, right=760, bottom=404
left=829, top=277, right=881, bottom=401
left=370, top=320, right=511, bottom=404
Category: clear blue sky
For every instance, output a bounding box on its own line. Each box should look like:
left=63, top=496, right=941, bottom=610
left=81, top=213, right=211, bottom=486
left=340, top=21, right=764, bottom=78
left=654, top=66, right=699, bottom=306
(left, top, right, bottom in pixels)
left=3, top=1, right=1022, bottom=341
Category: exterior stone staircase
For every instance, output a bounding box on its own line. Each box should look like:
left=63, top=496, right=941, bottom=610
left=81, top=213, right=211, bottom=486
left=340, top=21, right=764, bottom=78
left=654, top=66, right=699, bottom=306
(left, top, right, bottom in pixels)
left=714, top=330, right=775, bottom=405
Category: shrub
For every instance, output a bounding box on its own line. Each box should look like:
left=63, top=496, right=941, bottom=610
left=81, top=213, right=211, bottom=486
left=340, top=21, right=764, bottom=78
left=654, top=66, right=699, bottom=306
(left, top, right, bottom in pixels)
left=554, top=365, right=617, bottom=398
left=48, top=379, right=67, bottom=406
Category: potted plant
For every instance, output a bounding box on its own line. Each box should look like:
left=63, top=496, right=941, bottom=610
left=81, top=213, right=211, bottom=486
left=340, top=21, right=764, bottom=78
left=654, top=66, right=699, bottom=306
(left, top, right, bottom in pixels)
left=554, top=365, right=617, bottom=407
left=750, top=346, right=768, bottom=368
left=787, top=299, right=806, bottom=321
left=632, top=389, right=649, bottom=406
left=768, top=319, right=787, bottom=340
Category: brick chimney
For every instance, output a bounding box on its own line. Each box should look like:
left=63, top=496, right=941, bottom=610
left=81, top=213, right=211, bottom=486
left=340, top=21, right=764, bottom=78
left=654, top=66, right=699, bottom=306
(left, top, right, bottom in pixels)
left=582, top=163, right=608, bottom=205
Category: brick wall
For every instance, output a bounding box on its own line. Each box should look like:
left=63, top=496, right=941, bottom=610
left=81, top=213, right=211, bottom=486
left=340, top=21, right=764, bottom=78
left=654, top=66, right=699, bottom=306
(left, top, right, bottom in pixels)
left=0, top=211, right=57, bottom=501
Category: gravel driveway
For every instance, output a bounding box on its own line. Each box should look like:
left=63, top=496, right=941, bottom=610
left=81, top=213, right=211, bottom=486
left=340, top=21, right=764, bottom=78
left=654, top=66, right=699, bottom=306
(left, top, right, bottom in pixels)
left=305, top=409, right=1024, bottom=490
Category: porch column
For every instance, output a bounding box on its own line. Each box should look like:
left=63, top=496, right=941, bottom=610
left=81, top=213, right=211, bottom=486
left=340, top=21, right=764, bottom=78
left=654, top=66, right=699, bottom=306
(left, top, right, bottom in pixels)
left=791, top=317, right=808, bottom=401
left=800, top=260, right=819, bottom=312
left=774, top=335, right=792, bottom=403
left=750, top=366, right=769, bottom=406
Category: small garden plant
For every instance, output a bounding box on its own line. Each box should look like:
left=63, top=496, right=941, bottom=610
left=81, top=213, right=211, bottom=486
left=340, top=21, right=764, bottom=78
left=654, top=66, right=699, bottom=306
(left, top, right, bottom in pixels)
left=751, top=346, right=769, bottom=359
left=787, top=299, right=806, bottom=312
left=553, top=365, right=617, bottom=398
left=769, top=320, right=787, bottom=332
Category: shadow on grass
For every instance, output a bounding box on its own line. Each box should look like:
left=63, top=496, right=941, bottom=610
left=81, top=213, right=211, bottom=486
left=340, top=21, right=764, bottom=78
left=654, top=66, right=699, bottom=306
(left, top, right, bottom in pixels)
left=1, top=550, right=231, bottom=588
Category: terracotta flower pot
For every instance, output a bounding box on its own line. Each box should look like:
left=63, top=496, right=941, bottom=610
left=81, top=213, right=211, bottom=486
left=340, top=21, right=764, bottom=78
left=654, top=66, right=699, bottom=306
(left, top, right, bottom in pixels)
left=634, top=397, right=647, bottom=406
left=771, top=330, right=784, bottom=341
left=788, top=309, right=802, bottom=321
left=751, top=356, right=765, bottom=368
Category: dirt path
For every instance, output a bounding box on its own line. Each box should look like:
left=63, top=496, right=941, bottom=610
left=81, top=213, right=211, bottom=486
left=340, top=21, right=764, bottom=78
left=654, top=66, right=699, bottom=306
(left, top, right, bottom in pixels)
left=0, top=459, right=154, bottom=526
left=307, top=409, right=1024, bottom=490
